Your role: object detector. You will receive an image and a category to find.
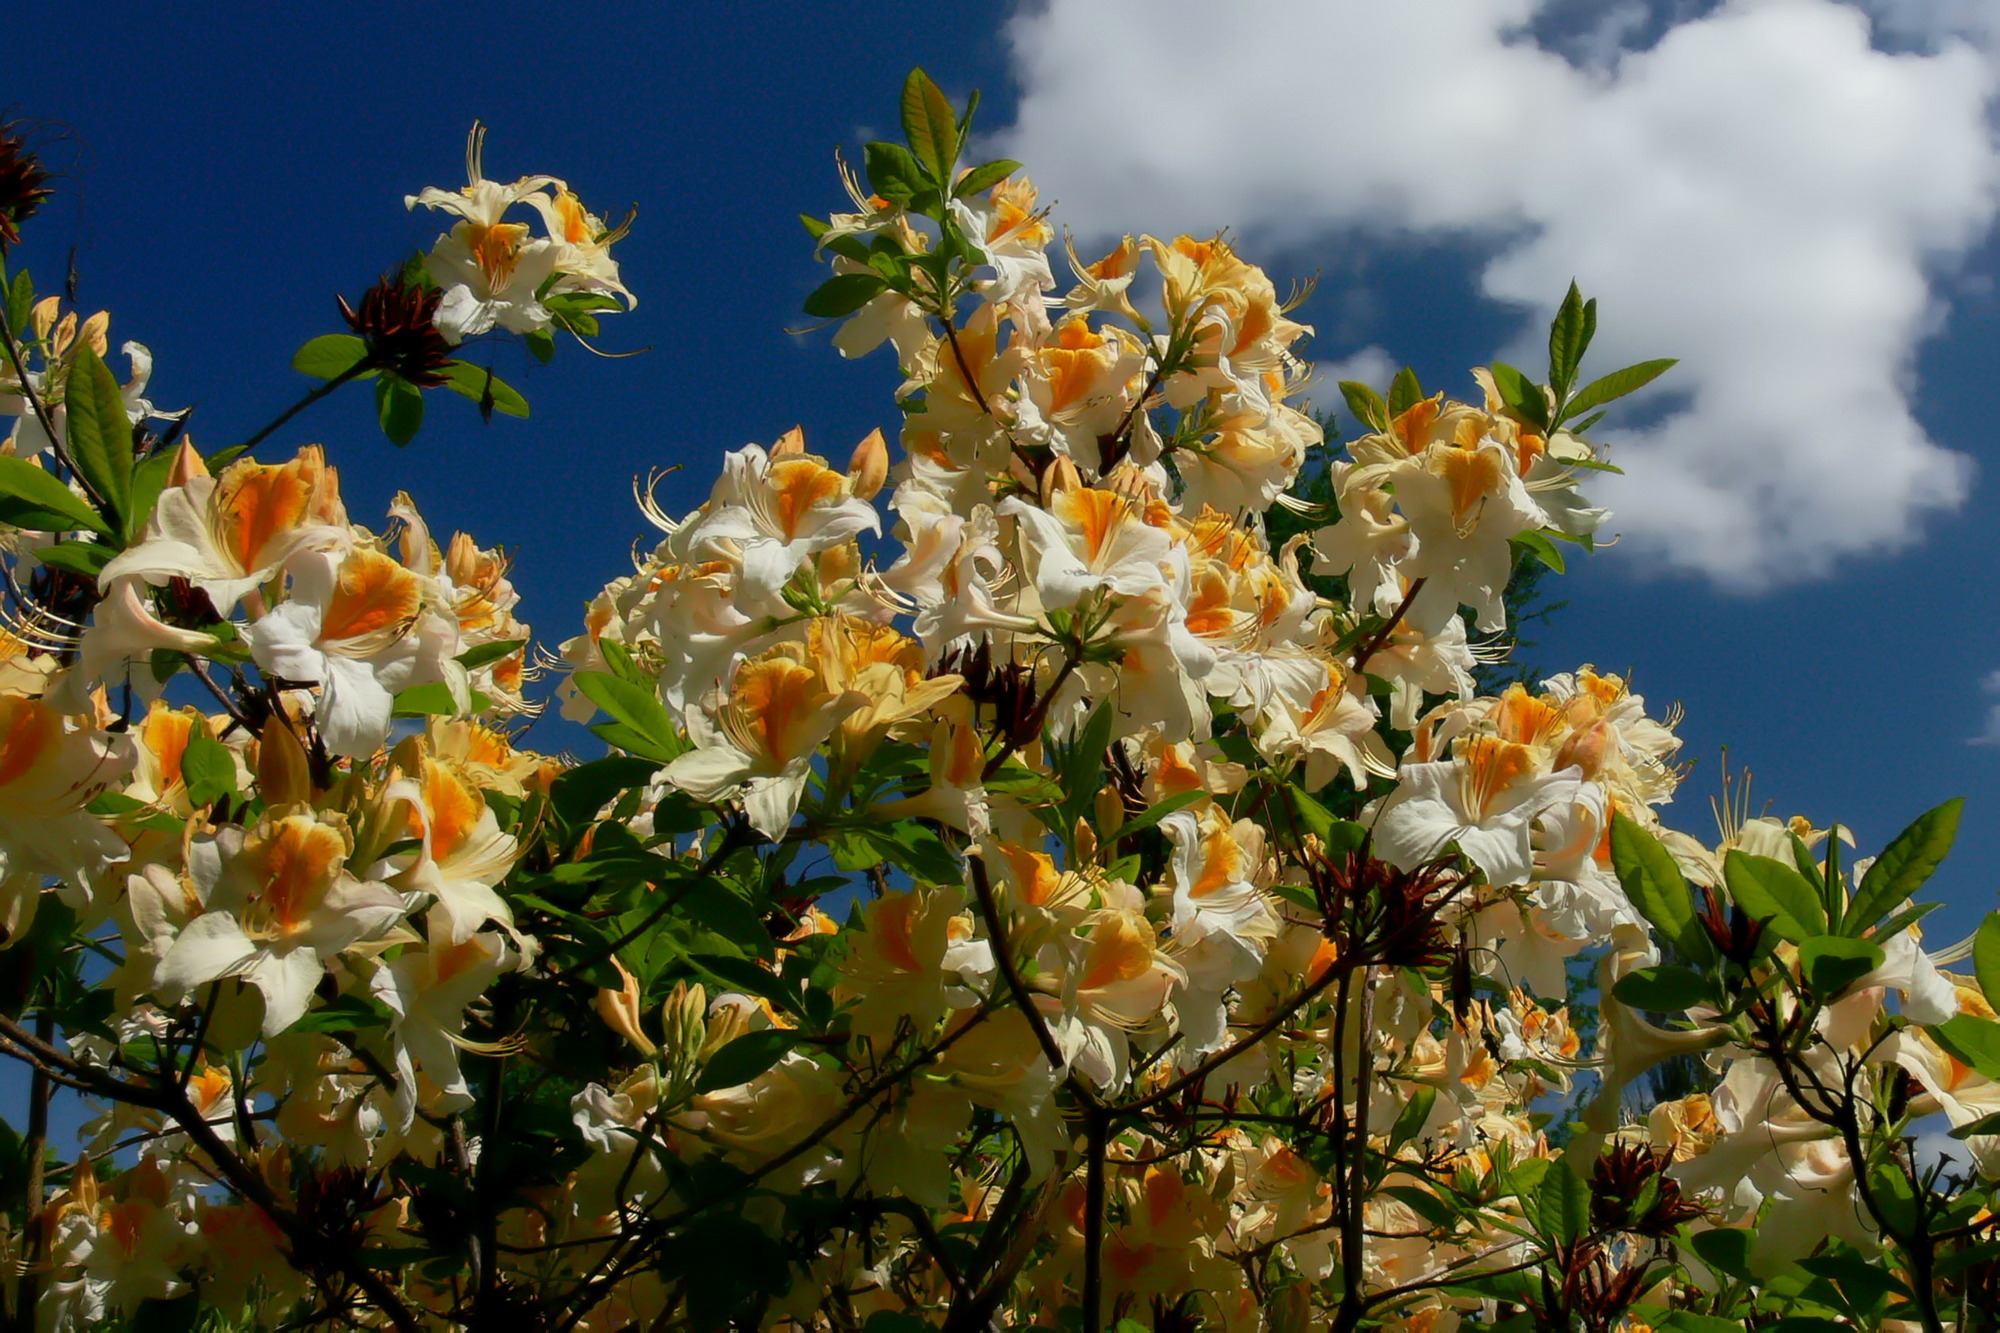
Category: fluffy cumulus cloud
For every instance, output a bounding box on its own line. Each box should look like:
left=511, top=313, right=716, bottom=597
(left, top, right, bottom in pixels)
left=995, top=0, right=2000, bottom=586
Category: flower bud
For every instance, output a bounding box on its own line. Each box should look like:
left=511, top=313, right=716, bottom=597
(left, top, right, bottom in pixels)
left=593, top=958, right=657, bottom=1057
left=1040, top=454, right=1082, bottom=507
left=1073, top=815, right=1098, bottom=866
left=79, top=310, right=110, bottom=358
left=770, top=425, right=806, bottom=457
left=257, top=714, right=314, bottom=811
left=166, top=439, right=210, bottom=487
left=1093, top=786, right=1126, bottom=844
left=1553, top=720, right=1614, bottom=780
left=846, top=427, right=888, bottom=500
left=661, top=979, right=708, bottom=1059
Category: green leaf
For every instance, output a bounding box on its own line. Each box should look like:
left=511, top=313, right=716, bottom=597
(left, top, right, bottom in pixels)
left=861, top=822, right=963, bottom=884
left=1723, top=849, right=1825, bottom=944
left=676, top=879, right=771, bottom=956
left=803, top=273, right=888, bottom=319
left=1932, top=1015, right=2000, bottom=1082
left=1687, top=1225, right=1752, bottom=1280
left=374, top=374, right=424, bottom=447
left=1562, top=357, right=1677, bottom=419
left=1797, top=936, right=1884, bottom=999
left=392, top=681, right=474, bottom=717
left=1947, top=1109, right=2000, bottom=1140
left=32, top=541, right=114, bottom=577
left=1110, top=789, right=1206, bottom=843
left=1387, top=1085, right=1438, bottom=1151
left=180, top=732, right=238, bottom=807
left=573, top=670, right=682, bottom=765
left=1844, top=798, right=1961, bottom=933
left=863, top=141, right=928, bottom=206
left=1612, top=964, right=1709, bottom=1013
left=691, top=953, right=800, bottom=1012
left=291, top=333, right=370, bottom=381
left=1660, top=1315, right=1746, bottom=1333
left=901, top=67, right=960, bottom=185
left=1975, top=912, right=2000, bottom=1013
left=695, top=1029, right=794, bottom=1092
left=1338, top=380, right=1390, bottom=433
left=456, top=638, right=526, bottom=670
left=1547, top=281, right=1593, bottom=397
left=1056, top=700, right=1118, bottom=829
left=1533, top=1157, right=1591, bottom=1245
left=1510, top=529, right=1565, bottom=574
left=1866, top=1161, right=1919, bottom=1237
left=0, top=456, right=109, bottom=534
left=440, top=361, right=529, bottom=420
left=952, top=158, right=1021, bottom=198
left=124, top=445, right=177, bottom=544
left=1388, top=366, right=1423, bottom=418
left=64, top=342, right=135, bottom=526
left=523, top=327, right=556, bottom=364
left=549, top=756, right=660, bottom=827
left=1797, top=1249, right=1909, bottom=1309
left=284, top=992, right=394, bottom=1037
left=4, top=269, right=31, bottom=339
left=1608, top=813, right=1713, bottom=966
left=1487, top=361, right=1549, bottom=431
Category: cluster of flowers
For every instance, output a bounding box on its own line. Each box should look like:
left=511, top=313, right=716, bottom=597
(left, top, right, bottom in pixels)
left=0, top=78, right=1991, bottom=1333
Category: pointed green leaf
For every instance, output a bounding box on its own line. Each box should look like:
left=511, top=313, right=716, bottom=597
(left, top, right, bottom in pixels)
left=1533, top=1157, right=1591, bottom=1244
left=1844, top=797, right=1961, bottom=933
left=0, top=456, right=109, bottom=535
left=862, top=141, right=927, bottom=206
left=1108, top=789, right=1206, bottom=844
left=455, top=638, right=526, bottom=671
left=901, top=67, right=959, bottom=185
left=1510, top=529, right=1565, bottom=574
left=374, top=375, right=424, bottom=447
left=1388, top=1085, right=1438, bottom=1151
left=180, top=731, right=238, bottom=808
left=440, top=362, right=529, bottom=419
left=1612, top=964, right=1709, bottom=1013
left=1688, top=1226, right=1752, bottom=1281
left=1724, top=849, right=1825, bottom=944
left=122, top=446, right=179, bottom=544
left=1338, top=380, right=1390, bottom=433
left=1548, top=282, right=1590, bottom=397
left=1608, top=813, right=1713, bottom=966
left=32, top=541, right=114, bottom=577
left=573, top=670, right=681, bottom=765
left=695, top=1030, right=794, bottom=1093
left=291, top=333, right=370, bottom=381
left=1932, top=1015, right=2000, bottom=1082
left=1562, top=357, right=1676, bottom=419
left=803, top=273, right=888, bottom=319
left=1487, top=360, right=1549, bottom=430
left=6, top=269, right=32, bottom=338
left=1797, top=936, right=1883, bottom=999
left=1974, top=913, right=2000, bottom=1012
left=952, top=159, right=1021, bottom=199
left=1388, top=366, right=1423, bottom=418
left=64, top=342, right=134, bottom=525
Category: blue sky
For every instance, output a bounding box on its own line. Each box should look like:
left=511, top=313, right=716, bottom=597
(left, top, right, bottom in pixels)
left=11, top=0, right=2000, bottom=935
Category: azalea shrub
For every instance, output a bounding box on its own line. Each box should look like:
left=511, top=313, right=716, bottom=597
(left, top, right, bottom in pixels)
left=0, top=71, right=1994, bottom=1333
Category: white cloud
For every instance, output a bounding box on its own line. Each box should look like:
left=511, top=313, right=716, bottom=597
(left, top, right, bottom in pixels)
left=995, top=0, right=2000, bottom=585
left=1969, top=669, right=2000, bottom=744
left=1317, top=345, right=1398, bottom=427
